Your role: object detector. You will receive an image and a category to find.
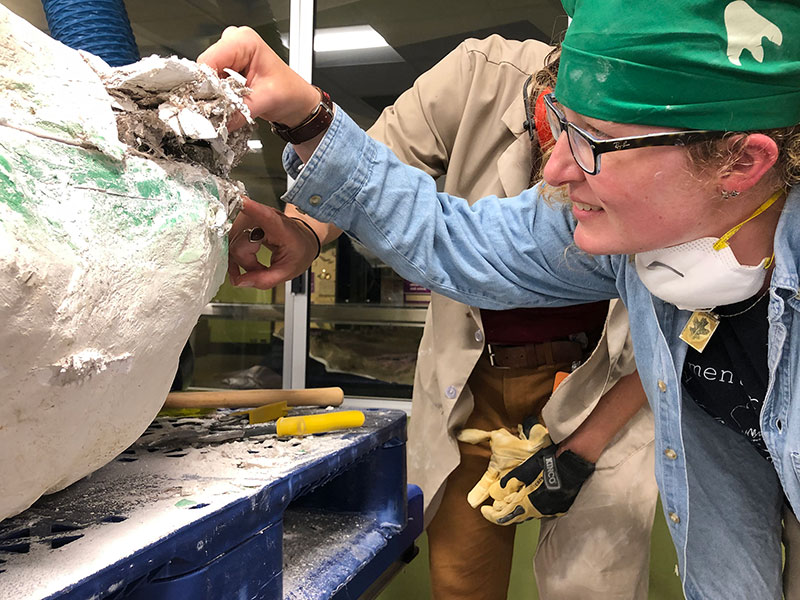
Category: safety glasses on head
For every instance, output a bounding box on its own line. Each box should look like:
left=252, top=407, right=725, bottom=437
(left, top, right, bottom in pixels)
left=543, top=94, right=727, bottom=175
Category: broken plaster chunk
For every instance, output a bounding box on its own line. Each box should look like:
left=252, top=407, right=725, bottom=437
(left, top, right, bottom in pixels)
left=104, top=55, right=211, bottom=94
left=213, top=203, right=231, bottom=232
left=102, top=55, right=253, bottom=176
left=157, top=103, right=182, bottom=138
left=223, top=68, right=248, bottom=86
left=176, top=106, right=220, bottom=140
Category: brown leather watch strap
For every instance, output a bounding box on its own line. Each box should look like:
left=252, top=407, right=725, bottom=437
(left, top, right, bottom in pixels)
left=270, top=86, right=334, bottom=145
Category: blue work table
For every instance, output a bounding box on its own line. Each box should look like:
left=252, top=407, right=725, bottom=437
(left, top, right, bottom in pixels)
left=0, top=408, right=422, bottom=600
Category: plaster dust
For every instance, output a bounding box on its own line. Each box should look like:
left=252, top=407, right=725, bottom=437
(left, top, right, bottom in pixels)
left=282, top=509, right=376, bottom=595
left=0, top=3, right=253, bottom=523
left=0, top=419, right=357, bottom=600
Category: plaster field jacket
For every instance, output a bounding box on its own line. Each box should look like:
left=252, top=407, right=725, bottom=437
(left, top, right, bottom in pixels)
left=306, top=35, right=649, bottom=521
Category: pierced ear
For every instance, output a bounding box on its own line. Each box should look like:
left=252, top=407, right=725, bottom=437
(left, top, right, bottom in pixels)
left=720, top=133, right=779, bottom=193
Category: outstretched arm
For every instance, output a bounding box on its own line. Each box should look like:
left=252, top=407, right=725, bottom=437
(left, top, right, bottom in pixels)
left=201, top=27, right=620, bottom=309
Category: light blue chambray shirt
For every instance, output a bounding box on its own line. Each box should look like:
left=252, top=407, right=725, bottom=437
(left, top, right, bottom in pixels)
left=282, top=106, right=800, bottom=595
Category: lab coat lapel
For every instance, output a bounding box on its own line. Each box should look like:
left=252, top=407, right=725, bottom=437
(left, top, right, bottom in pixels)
left=497, top=90, right=534, bottom=197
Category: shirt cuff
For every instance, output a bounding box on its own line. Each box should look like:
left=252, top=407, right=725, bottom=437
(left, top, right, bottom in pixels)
left=281, top=104, right=373, bottom=223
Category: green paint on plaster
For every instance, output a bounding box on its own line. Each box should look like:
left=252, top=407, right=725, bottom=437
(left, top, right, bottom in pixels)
left=1, top=133, right=218, bottom=245
left=71, top=154, right=128, bottom=194
left=41, top=215, right=77, bottom=252
left=136, top=179, right=168, bottom=199
left=13, top=153, right=44, bottom=180
left=0, top=148, right=34, bottom=222
left=10, top=81, right=31, bottom=92
left=109, top=201, right=158, bottom=229
left=0, top=169, right=30, bottom=221
left=0, top=78, right=35, bottom=95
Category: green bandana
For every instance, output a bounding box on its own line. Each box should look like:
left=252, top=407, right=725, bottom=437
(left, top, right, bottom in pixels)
left=555, top=0, right=800, bottom=130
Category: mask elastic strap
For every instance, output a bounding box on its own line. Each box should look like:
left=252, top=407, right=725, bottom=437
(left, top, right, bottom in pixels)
left=713, top=189, right=783, bottom=252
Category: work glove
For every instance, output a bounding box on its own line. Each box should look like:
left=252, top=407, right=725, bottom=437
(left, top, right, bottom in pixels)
left=480, top=443, right=595, bottom=525
left=456, top=418, right=551, bottom=508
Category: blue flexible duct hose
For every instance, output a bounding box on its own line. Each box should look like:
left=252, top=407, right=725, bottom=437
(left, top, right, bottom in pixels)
left=41, top=0, right=140, bottom=67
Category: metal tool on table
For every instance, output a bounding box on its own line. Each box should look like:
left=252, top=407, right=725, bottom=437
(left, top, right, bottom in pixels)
left=230, top=401, right=291, bottom=424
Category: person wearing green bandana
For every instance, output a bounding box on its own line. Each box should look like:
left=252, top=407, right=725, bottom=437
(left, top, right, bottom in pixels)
left=223, top=38, right=658, bottom=600
left=202, top=0, right=800, bottom=596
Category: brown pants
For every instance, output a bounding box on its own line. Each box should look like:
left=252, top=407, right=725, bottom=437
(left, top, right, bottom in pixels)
left=427, top=353, right=565, bottom=600
left=427, top=353, right=657, bottom=600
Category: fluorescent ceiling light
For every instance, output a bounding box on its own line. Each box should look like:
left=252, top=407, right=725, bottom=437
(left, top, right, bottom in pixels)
left=315, top=25, right=389, bottom=52
left=281, top=25, right=390, bottom=53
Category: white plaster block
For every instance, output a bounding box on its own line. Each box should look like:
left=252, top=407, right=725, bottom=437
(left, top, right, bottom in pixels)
left=0, top=4, right=248, bottom=521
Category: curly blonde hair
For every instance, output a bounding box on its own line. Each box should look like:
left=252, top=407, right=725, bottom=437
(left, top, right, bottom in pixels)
left=687, top=126, right=800, bottom=190
left=528, top=46, right=560, bottom=185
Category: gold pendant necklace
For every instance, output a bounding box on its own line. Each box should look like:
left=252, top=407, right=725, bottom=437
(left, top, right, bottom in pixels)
left=679, top=311, right=720, bottom=352
left=679, top=289, right=769, bottom=353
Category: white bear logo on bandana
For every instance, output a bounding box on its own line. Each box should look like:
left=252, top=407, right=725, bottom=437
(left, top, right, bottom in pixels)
left=724, top=1, right=783, bottom=65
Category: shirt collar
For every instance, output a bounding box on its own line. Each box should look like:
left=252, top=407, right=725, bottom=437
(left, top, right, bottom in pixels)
left=771, top=186, right=800, bottom=295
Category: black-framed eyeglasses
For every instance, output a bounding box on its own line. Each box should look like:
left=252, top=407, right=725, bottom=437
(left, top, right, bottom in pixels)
left=543, top=94, right=726, bottom=175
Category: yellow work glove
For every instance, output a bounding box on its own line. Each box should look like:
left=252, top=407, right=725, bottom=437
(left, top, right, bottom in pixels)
left=480, top=445, right=595, bottom=525
left=456, top=420, right=552, bottom=508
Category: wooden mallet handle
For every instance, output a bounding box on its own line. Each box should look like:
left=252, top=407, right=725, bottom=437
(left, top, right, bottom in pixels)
left=164, top=387, right=344, bottom=408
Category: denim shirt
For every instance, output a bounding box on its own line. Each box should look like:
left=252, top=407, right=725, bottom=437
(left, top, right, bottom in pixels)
left=283, top=106, right=800, bottom=578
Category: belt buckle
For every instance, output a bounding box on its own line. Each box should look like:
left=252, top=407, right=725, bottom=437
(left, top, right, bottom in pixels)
left=486, top=344, right=510, bottom=369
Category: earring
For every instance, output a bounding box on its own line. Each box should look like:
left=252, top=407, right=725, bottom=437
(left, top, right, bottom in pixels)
left=721, top=189, right=740, bottom=199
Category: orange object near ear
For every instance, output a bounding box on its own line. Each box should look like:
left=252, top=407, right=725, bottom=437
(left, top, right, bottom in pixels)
left=534, top=87, right=554, bottom=149
left=552, top=370, right=569, bottom=392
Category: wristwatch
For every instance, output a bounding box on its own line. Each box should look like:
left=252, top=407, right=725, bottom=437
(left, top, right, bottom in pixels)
left=270, top=86, right=334, bottom=144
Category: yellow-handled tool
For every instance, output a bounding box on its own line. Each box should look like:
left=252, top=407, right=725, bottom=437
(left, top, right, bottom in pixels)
left=274, top=410, right=365, bottom=436
left=188, top=410, right=367, bottom=445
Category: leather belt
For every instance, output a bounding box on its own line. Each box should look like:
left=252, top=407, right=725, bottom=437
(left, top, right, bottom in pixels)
left=486, top=341, right=584, bottom=369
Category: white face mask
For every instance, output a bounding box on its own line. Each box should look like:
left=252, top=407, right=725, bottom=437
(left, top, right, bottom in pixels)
left=634, top=192, right=779, bottom=311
